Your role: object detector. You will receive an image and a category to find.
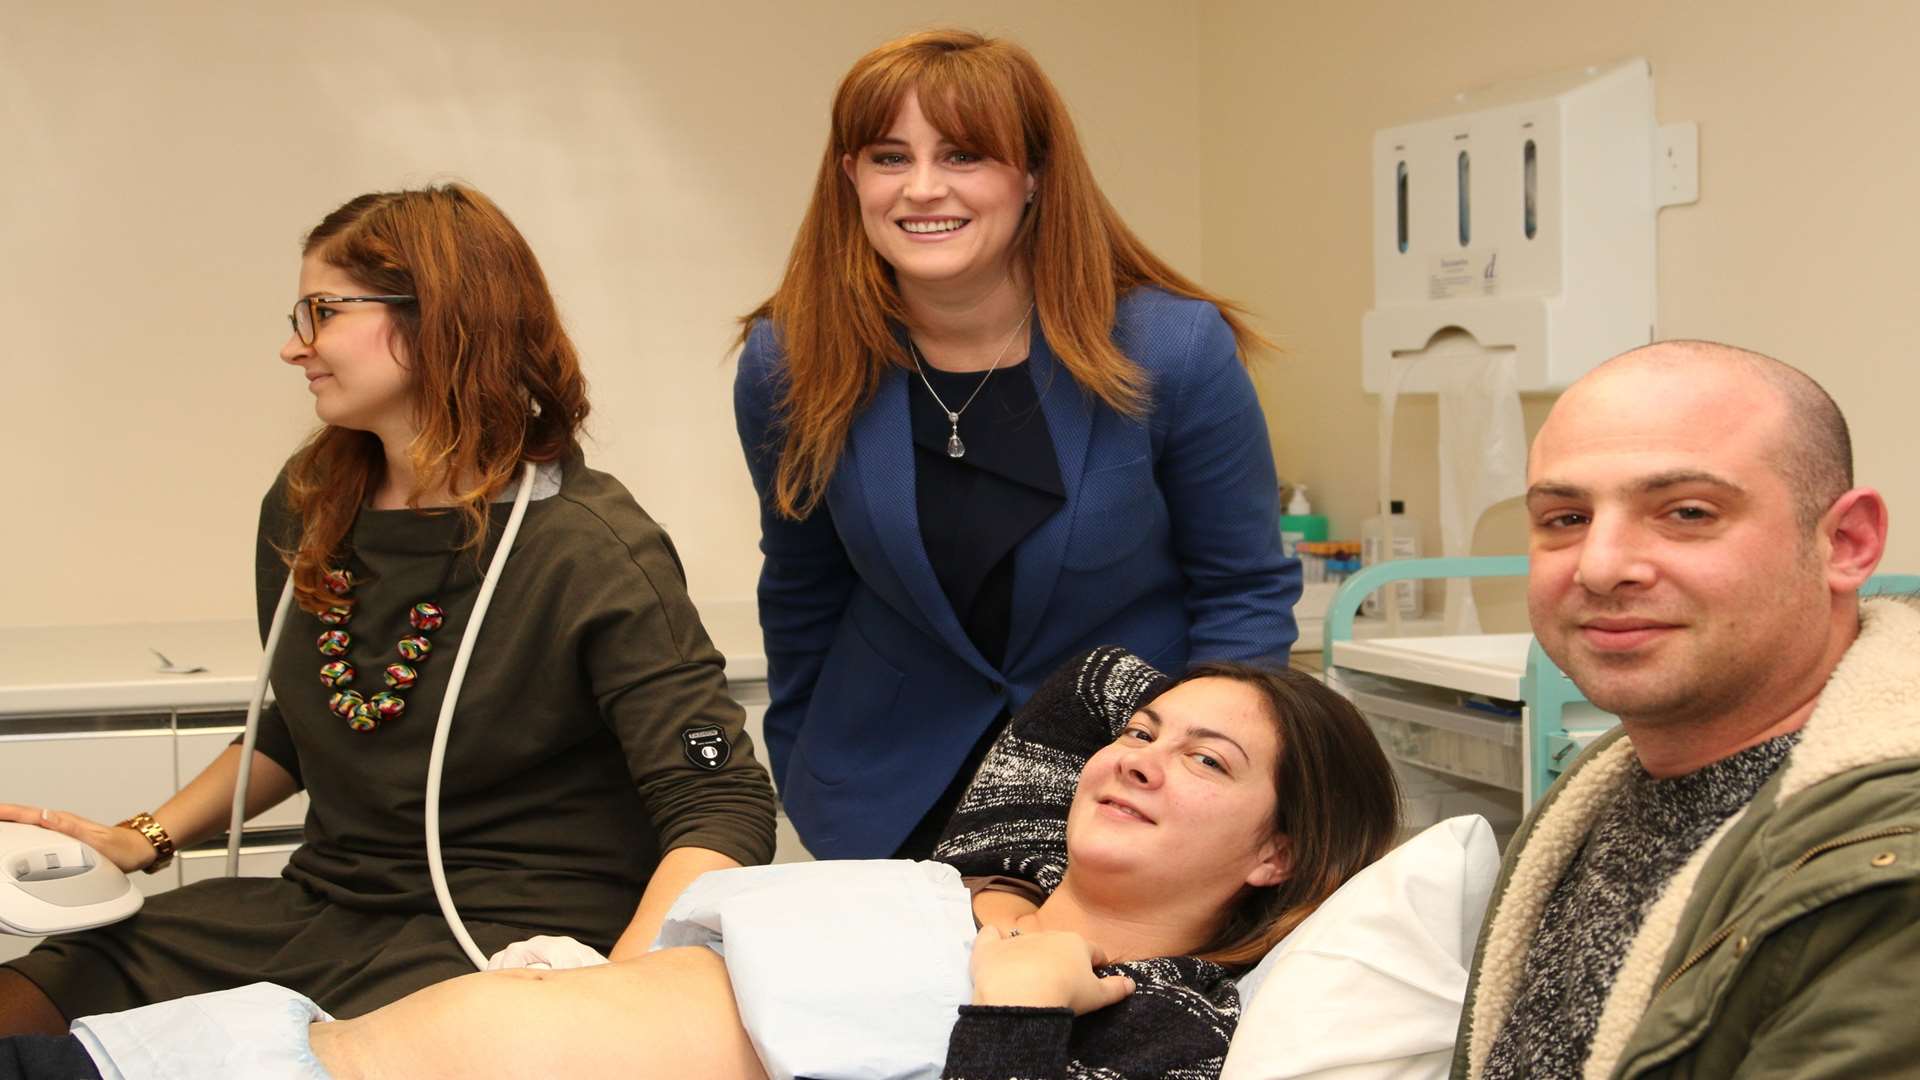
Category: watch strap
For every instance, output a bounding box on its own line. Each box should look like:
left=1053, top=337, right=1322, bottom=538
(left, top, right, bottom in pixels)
left=116, top=811, right=176, bottom=873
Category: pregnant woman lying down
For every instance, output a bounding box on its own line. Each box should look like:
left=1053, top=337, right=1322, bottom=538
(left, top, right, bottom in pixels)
left=21, top=648, right=1400, bottom=1080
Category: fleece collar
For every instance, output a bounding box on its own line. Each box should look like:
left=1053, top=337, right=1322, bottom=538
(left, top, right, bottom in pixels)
left=1465, top=597, right=1920, bottom=1080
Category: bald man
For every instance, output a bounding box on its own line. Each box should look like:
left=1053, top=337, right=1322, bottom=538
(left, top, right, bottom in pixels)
left=1450, top=341, right=1919, bottom=1080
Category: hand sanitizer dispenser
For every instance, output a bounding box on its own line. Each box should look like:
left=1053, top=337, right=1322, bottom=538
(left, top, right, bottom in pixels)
left=1362, top=58, right=1697, bottom=392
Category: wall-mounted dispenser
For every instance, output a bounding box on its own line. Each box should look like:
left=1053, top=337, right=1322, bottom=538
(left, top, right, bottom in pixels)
left=1362, top=58, right=1697, bottom=393
left=1360, top=59, right=1696, bottom=634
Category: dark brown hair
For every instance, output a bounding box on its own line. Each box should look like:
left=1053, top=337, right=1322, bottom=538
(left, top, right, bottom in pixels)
left=282, top=184, right=589, bottom=614
left=1180, top=661, right=1401, bottom=969
left=741, top=28, right=1268, bottom=519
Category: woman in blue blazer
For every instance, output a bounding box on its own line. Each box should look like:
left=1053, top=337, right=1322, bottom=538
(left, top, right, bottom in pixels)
left=734, top=29, right=1301, bottom=859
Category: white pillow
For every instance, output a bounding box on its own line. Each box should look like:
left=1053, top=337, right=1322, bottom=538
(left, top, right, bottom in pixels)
left=1221, top=815, right=1498, bottom=1080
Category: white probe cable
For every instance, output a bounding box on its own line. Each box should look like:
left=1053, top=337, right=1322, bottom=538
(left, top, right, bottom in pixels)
left=229, top=461, right=537, bottom=971
left=228, top=575, right=296, bottom=877
left=425, top=461, right=538, bottom=969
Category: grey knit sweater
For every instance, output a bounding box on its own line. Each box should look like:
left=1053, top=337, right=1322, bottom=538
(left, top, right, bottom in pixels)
left=1484, top=731, right=1801, bottom=1079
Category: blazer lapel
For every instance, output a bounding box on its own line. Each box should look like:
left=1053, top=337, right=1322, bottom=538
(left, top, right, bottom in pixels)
left=850, top=364, right=998, bottom=680
left=1003, top=325, right=1092, bottom=666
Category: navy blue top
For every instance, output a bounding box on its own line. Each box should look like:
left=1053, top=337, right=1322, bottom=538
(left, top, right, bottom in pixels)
left=910, top=361, right=1064, bottom=668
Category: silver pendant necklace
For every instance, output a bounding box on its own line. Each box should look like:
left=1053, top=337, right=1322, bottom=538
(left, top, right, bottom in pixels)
left=908, top=302, right=1035, bottom=459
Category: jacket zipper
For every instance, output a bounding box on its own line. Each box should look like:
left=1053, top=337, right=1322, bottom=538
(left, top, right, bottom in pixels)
left=1652, top=824, right=1917, bottom=999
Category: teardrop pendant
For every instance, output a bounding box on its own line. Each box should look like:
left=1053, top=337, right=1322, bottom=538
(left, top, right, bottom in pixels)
left=946, top=428, right=966, bottom=459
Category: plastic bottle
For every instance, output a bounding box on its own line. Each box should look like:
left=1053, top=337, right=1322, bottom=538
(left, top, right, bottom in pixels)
left=1279, top=484, right=1329, bottom=558
left=1361, top=500, right=1424, bottom=618
left=1297, top=542, right=1326, bottom=585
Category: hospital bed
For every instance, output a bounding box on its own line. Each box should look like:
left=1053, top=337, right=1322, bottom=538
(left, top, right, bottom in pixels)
left=12, top=605, right=1506, bottom=1080
left=49, top=809, right=1499, bottom=1080
left=70, top=560, right=1920, bottom=1078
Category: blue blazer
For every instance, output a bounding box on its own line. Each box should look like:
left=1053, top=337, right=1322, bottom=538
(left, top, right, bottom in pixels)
left=734, top=288, right=1300, bottom=858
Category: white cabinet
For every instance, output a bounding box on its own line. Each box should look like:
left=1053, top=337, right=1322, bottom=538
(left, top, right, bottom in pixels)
left=0, top=718, right=177, bottom=827
left=732, top=680, right=811, bottom=865
left=179, top=843, right=297, bottom=886
left=175, top=719, right=309, bottom=830
left=0, top=710, right=301, bottom=964
left=1328, top=634, right=1532, bottom=848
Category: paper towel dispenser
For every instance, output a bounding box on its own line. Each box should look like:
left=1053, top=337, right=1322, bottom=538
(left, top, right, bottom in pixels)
left=1362, top=58, right=1697, bottom=394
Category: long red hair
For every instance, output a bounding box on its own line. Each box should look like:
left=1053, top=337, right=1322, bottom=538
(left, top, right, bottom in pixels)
left=282, top=185, right=589, bottom=614
left=743, top=28, right=1267, bottom=519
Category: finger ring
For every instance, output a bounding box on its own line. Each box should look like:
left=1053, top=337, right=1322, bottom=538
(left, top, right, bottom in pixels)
left=40, top=808, right=50, bottom=822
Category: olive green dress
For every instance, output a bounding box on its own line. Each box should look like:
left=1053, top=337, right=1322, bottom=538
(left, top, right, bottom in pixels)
left=5, top=447, right=776, bottom=1019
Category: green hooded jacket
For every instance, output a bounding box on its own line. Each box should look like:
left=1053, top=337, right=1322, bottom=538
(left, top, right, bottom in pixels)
left=1451, top=597, right=1920, bottom=1079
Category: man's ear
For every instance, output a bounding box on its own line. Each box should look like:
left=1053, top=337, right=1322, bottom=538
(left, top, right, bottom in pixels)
left=1821, top=488, right=1889, bottom=593
left=1246, top=837, right=1291, bottom=888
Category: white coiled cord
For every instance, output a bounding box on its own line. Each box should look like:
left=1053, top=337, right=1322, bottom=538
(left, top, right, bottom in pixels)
left=229, top=461, right=538, bottom=970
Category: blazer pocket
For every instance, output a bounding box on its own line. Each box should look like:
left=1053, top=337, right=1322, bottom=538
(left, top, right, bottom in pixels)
left=796, top=619, right=907, bottom=786
left=1061, top=454, right=1167, bottom=571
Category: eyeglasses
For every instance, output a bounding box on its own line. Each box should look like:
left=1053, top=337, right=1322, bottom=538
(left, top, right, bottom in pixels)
left=288, top=295, right=416, bottom=346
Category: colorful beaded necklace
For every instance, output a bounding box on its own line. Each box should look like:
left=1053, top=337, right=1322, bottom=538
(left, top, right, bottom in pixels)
left=313, top=565, right=448, bottom=733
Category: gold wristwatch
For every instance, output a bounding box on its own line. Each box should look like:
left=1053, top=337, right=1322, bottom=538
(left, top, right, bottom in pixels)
left=116, top=811, right=176, bottom=873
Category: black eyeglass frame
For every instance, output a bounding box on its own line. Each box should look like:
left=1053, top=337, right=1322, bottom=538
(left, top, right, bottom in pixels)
left=289, top=294, right=416, bottom=346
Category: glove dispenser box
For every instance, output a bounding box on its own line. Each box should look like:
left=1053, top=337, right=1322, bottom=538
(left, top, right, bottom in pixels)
left=1362, top=58, right=1693, bottom=393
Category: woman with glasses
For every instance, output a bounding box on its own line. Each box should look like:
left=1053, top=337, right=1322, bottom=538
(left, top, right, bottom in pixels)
left=0, top=184, right=777, bottom=1036
left=735, top=29, right=1301, bottom=862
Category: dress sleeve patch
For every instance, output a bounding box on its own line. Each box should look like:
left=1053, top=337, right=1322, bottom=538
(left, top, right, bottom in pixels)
left=681, top=725, right=730, bottom=771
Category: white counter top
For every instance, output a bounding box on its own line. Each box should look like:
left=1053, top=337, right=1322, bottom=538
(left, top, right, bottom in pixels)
left=1329, top=632, right=1534, bottom=700
left=0, top=599, right=767, bottom=717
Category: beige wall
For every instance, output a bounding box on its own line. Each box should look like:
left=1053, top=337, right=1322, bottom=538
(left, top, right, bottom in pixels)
left=1200, top=0, right=1919, bottom=624
left=14, top=2, right=1913, bottom=633
left=0, top=1, right=1201, bottom=628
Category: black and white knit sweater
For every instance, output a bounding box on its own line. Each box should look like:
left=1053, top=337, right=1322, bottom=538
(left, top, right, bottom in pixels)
left=933, top=647, right=1242, bottom=1080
